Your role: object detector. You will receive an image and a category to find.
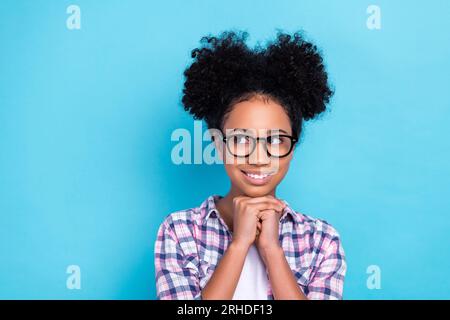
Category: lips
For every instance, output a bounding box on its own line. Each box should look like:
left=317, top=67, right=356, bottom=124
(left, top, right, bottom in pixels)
left=240, top=169, right=275, bottom=185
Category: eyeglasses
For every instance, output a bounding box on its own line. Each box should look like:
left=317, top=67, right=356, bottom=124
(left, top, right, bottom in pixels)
left=222, top=132, right=298, bottom=158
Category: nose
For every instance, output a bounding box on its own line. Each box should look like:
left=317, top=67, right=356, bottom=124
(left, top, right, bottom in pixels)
left=250, top=139, right=271, bottom=165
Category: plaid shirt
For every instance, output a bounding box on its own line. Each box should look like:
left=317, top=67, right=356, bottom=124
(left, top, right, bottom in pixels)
left=154, top=194, right=346, bottom=300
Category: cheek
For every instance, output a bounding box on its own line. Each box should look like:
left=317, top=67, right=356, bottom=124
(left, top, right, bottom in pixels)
left=223, top=164, right=247, bottom=188
left=271, top=159, right=291, bottom=181
left=224, top=163, right=241, bottom=180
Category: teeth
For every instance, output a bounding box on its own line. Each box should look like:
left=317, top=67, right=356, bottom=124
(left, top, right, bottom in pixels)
left=244, top=172, right=270, bottom=180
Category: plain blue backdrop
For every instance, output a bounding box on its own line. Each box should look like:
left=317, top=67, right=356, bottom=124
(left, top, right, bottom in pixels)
left=1, top=0, right=449, bottom=299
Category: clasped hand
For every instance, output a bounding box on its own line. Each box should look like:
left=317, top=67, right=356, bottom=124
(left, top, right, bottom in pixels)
left=231, top=195, right=286, bottom=255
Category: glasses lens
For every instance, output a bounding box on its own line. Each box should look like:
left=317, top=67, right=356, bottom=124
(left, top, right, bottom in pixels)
left=266, top=135, right=292, bottom=157
left=225, top=134, right=294, bottom=157
left=227, top=134, right=255, bottom=157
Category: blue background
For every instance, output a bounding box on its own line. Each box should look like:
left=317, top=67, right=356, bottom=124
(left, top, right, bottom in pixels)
left=1, top=0, right=449, bottom=299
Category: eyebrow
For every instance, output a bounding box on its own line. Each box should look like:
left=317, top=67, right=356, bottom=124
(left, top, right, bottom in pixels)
left=230, top=128, right=289, bottom=134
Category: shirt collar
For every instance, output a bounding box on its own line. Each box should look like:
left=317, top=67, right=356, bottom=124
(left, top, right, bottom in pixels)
left=201, top=194, right=301, bottom=226
left=201, top=194, right=222, bottom=224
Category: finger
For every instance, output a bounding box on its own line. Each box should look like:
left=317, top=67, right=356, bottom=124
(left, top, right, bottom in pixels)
left=262, top=195, right=287, bottom=209
left=234, top=198, right=286, bottom=216
left=257, top=221, right=262, bottom=230
left=257, top=209, right=279, bottom=220
left=232, top=195, right=255, bottom=207
left=240, top=196, right=285, bottom=207
left=246, top=202, right=284, bottom=215
left=250, top=196, right=284, bottom=207
left=260, top=209, right=284, bottom=223
left=250, top=200, right=284, bottom=211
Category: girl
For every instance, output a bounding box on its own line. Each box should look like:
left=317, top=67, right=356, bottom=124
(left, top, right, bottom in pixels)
left=154, top=31, right=346, bottom=300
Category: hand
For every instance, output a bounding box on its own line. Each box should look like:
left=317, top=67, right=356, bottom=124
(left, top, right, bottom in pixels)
left=231, top=195, right=285, bottom=249
left=255, top=196, right=286, bottom=260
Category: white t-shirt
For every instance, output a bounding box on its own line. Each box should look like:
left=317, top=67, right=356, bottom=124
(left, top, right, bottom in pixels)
left=232, top=244, right=269, bottom=300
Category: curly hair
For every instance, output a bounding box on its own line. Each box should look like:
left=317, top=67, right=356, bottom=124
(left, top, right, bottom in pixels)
left=181, top=30, right=334, bottom=140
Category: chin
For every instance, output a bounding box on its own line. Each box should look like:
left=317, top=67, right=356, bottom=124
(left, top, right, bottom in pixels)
left=239, top=185, right=275, bottom=198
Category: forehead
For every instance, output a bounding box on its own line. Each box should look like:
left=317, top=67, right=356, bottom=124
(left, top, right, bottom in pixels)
left=223, top=98, right=292, bottom=134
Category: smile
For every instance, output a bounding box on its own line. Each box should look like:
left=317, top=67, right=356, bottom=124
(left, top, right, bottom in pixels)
left=240, top=170, right=275, bottom=185
left=242, top=171, right=273, bottom=179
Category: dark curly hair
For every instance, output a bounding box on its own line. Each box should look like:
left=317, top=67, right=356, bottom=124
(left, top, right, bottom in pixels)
left=182, top=30, right=334, bottom=140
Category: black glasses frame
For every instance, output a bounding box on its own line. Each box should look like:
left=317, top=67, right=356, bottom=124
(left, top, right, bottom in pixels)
left=221, top=132, right=298, bottom=158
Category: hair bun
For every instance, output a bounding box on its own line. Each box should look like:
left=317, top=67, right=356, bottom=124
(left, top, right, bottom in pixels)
left=182, top=30, right=334, bottom=137
left=264, top=31, right=334, bottom=121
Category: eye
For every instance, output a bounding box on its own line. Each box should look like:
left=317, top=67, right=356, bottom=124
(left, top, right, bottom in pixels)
left=232, top=134, right=251, bottom=144
left=267, top=136, right=284, bottom=145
